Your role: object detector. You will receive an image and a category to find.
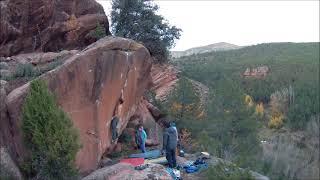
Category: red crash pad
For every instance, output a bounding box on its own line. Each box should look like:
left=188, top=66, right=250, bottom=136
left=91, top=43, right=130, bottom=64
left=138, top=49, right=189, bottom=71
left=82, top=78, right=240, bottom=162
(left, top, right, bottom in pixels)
left=120, top=158, right=144, bottom=166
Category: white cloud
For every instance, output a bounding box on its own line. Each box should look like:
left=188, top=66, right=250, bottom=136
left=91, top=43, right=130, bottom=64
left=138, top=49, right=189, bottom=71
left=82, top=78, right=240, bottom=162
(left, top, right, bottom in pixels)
left=96, top=0, right=319, bottom=51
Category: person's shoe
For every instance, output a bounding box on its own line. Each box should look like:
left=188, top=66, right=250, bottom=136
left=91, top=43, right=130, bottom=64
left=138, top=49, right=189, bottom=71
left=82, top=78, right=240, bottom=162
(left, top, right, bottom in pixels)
left=135, top=164, right=149, bottom=170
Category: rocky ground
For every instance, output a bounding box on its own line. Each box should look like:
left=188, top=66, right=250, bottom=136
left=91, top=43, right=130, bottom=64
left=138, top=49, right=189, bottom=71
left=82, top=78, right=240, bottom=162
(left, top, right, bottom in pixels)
left=82, top=151, right=269, bottom=180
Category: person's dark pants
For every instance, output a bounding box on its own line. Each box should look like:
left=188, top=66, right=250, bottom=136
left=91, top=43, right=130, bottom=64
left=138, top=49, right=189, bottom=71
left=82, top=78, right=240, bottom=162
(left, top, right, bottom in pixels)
left=166, top=149, right=177, bottom=168
left=140, top=141, right=146, bottom=153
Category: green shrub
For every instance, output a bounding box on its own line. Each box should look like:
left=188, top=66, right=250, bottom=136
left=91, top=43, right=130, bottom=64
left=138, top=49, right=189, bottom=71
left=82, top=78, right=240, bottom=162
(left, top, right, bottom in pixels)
left=206, top=162, right=254, bottom=180
left=40, top=59, right=63, bottom=74
left=0, top=63, right=9, bottom=70
left=165, top=77, right=202, bottom=126
left=14, top=63, right=40, bottom=78
left=89, top=23, right=106, bottom=40
left=22, top=80, right=80, bottom=179
left=0, top=174, right=13, bottom=180
left=111, top=0, right=181, bottom=63
left=287, top=84, right=319, bottom=130
left=145, top=90, right=168, bottom=114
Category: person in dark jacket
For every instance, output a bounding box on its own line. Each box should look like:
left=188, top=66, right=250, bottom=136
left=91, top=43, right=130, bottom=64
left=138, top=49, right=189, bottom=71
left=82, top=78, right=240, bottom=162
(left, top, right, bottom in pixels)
left=163, top=121, right=178, bottom=168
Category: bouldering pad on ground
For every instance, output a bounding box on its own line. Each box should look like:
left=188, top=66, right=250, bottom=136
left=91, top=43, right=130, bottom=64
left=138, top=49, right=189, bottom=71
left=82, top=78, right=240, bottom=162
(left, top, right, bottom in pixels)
left=129, top=149, right=161, bottom=159
left=144, top=157, right=167, bottom=165
left=120, top=158, right=144, bottom=166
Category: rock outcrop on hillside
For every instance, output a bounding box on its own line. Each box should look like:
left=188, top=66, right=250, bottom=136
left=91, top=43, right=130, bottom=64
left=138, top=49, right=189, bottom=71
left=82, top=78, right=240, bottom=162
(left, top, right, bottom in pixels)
left=0, top=0, right=110, bottom=57
left=187, top=78, right=209, bottom=109
left=151, top=64, right=179, bottom=101
left=243, top=66, right=269, bottom=77
left=150, top=64, right=209, bottom=111
left=1, top=36, right=152, bottom=174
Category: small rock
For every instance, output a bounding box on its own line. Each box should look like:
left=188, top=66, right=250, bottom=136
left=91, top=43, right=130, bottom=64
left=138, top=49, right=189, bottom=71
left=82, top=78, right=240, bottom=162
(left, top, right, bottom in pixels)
left=0, top=57, right=11, bottom=62
left=82, top=163, right=135, bottom=180
left=147, top=174, right=156, bottom=179
left=250, top=171, right=270, bottom=180
left=99, top=157, right=113, bottom=168
left=0, top=80, right=8, bottom=89
left=177, top=156, right=189, bottom=166
left=0, top=62, right=9, bottom=69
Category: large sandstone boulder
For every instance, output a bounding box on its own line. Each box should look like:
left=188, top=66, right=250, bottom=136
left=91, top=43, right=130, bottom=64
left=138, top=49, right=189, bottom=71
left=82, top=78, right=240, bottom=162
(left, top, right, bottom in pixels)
left=0, top=0, right=111, bottom=57
left=3, top=36, right=152, bottom=174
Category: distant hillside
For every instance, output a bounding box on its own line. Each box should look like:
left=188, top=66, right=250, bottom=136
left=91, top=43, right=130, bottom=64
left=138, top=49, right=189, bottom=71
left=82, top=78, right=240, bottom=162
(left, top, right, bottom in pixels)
left=171, top=42, right=241, bottom=58
left=170, top=42, right=319, bottom=180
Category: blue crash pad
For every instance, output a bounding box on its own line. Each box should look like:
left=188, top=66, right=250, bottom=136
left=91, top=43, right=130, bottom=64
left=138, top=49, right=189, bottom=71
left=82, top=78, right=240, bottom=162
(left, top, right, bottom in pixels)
left=129, top=149, right=161, bottom=159
left=183, top=159, right=208, bottom=174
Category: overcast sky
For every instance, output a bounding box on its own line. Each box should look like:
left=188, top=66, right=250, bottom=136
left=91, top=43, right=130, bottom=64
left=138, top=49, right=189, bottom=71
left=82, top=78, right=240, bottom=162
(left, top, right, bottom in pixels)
left=97, top=0, right=319, bottom=51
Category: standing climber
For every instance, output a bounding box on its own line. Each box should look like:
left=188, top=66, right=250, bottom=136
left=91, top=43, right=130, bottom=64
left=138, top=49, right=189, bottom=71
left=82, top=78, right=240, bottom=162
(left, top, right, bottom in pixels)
left=170, top=122, right=181, bottom=156
left=163, top=121, right=178, bottom=168
left=135, top=124, right=147, bottom=153
left=170, top=122, right=179, bottom=141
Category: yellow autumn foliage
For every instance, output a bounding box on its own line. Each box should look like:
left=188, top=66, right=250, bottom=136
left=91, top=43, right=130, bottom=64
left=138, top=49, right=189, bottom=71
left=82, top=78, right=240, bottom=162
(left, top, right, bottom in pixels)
left=185, top=104, right=194, bottom=111
left=244, top=94, right=254, bottom=107
left=171, top=101, right=204, bottom=120
left=172, top=102, right=182, bottom=112
left=255, top=103, right=264, bottom=117
left=66, top=14, right=78, bottom=30
left=268, top=112, right=284, bottom=129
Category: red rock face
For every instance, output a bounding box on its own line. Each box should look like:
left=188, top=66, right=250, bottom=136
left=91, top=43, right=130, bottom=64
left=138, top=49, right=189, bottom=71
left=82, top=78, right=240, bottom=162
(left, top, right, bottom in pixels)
left=151, top=64, right=179, bottom=101
left=3, top=37, right=152, bottom=174
left=131, top=98, right=163, bottom=146
left=0, top=0, right=110, bottom=57
left=125, top=64, right=181, bottom=148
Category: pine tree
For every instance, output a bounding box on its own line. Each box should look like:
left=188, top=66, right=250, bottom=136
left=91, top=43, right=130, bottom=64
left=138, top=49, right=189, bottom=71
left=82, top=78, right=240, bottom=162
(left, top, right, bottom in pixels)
left=167, top=77, right=201, bottom=124
left=22, top=80, right=80, bottom=179
left=111, top=0, right=182, bottom=62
